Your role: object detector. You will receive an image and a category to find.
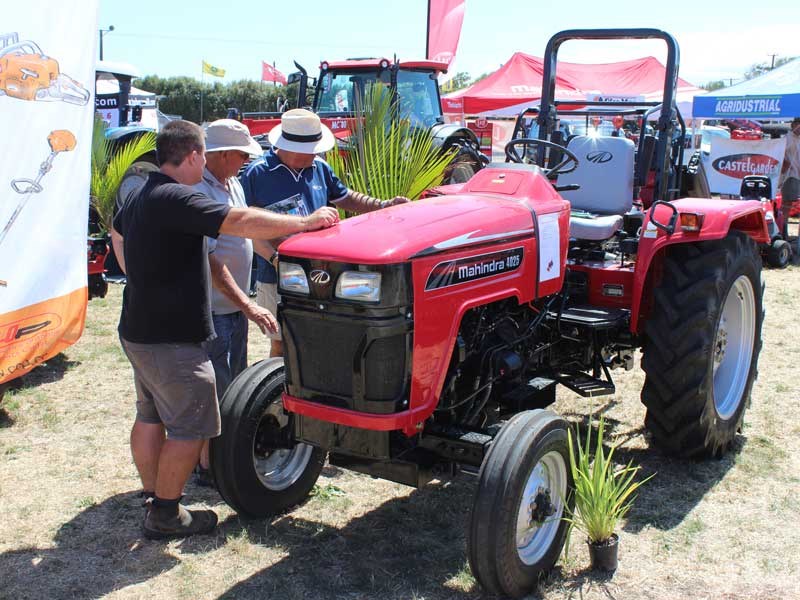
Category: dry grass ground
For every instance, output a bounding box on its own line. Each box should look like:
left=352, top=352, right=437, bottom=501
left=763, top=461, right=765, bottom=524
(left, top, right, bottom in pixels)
left=2, top=262, right=800, bottom=600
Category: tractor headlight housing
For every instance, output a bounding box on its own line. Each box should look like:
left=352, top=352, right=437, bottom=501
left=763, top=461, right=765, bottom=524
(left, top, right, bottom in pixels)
left=279, top=262, right=309, bottom=294
left=335, top=271, right=382, bottom=302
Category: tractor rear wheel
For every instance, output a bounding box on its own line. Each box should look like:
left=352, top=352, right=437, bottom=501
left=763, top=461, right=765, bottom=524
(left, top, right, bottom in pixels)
left=641, top=231, right=763, bottom=457
left=211, top=358, right=325, bottom=517
left=468, top=410, right=572, bottom=598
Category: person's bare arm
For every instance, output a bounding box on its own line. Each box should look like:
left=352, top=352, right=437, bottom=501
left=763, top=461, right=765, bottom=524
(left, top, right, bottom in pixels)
left=209, top=253, right=277, bottom=334
left=110, top=227, right=126, bottom=275
left=219, top=206, right=339, bottom=239
left=333, top=190, right=410, bottom=214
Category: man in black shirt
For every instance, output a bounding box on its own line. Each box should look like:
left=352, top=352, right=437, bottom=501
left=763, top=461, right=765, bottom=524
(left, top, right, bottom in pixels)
left=112, top=120, right=338, bottom=539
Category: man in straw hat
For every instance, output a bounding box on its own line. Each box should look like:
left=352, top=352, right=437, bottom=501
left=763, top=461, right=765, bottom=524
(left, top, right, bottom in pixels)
left=241, top=108, right=409, bottom=358
left=190, top=119, right=273, bottom=487
left=112, top=119, right=339, bottom=540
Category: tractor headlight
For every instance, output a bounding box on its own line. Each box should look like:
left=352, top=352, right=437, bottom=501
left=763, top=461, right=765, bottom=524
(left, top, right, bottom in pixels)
left=279, top=262, right=309, bottom=294
left=335, top=271, right=382, bottom=302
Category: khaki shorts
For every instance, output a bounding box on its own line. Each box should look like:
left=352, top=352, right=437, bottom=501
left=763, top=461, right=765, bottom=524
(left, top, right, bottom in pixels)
left=120, top=337, right=220, bottom=440
left=256, top=281, right=282, bottom=340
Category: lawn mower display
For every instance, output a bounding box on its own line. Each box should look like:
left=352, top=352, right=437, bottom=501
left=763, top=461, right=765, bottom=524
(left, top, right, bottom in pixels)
left=739, top=175, right=791, bottom=268
left=212, top=29, right=769, bottom=598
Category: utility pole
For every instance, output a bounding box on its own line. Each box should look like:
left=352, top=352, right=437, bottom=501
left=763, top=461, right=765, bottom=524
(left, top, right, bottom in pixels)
left=99, top=25, right=114, bottom=60
left=768, top=53, right=778, bottom=69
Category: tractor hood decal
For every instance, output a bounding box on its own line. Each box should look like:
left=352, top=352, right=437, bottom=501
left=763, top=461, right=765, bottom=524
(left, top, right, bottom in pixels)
left=711, top=154, right=779, bottom=179
left=425, top=247, right=524, bottom=291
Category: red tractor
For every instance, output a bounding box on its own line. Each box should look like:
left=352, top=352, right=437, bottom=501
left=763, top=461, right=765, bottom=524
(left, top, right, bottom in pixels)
left=234, top=57, right=486, bottom=184
left=212, top=29, right=768, bottom=597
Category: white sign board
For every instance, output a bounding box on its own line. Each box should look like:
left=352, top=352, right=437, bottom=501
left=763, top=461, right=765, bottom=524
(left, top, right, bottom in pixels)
left=0, top=1, right=98, bottom=383
left=704, top=137, right=786, bottom=196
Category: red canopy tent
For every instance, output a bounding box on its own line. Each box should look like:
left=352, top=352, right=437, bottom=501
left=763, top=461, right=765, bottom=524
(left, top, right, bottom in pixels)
left=442, top=53, right=699, bottom=116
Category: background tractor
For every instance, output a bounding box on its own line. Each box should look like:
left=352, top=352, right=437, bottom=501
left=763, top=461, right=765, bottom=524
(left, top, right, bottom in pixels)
left=212, top=29, right=769, bottom=598
left=234, top=57, right=487, bottom=184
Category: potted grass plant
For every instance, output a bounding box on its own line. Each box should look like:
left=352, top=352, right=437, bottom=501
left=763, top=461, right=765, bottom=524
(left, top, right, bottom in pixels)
left=564, top=415, right=653, bottom=571
left=325, top=85, right=456, bottom=203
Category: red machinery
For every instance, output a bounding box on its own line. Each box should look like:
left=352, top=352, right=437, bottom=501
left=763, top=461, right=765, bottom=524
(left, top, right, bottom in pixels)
left=212, top=29, right=769, bottom=598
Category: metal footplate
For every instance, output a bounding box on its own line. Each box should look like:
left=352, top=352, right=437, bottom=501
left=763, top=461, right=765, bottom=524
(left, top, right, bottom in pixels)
left=557, top=372, right=616, bottom=397
left=547, top=304, right=630, bottom=330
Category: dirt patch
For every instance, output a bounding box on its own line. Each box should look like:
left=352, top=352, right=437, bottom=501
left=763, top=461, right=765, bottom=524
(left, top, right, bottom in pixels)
left=1, top=266, right=799, bottom=599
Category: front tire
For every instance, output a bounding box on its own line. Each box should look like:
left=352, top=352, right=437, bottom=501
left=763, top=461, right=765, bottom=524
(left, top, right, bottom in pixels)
left=468, top=410, right=573, bottom=598
left=210, top=359, right=325, bottom=517
left=641, top=231, right=763, bottom=457
left=766, top=239, right=791, bottom=268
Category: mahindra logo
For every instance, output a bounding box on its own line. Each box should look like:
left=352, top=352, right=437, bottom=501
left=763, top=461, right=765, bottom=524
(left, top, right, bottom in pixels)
left=309, top=269, right=331, bottom=285
left=586, top=151, right=613, bottom=164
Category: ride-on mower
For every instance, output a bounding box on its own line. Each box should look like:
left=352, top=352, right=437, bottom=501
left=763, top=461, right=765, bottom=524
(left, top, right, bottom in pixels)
left=212, top=29, right=768, bottom=597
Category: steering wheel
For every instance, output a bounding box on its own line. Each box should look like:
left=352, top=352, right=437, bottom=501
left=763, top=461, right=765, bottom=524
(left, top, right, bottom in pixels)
left=504, top=138, right=579, bottom=177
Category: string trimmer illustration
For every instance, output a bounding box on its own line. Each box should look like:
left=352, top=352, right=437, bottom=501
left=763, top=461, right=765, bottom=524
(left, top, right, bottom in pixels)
left=0, top=130, right=77, bottom=287
left=0, top=32, right=89, bottom=105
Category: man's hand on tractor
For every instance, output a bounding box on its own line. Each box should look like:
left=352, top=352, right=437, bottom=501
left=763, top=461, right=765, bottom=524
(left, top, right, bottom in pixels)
left=304, top=206, right=340, bottom=231
left=384, top=196, right=411, bottom=207
left=244, top=302, right=279, bottom=334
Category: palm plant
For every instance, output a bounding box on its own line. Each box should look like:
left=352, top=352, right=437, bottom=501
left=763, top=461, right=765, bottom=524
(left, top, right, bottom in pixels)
left=326, top=85, right=455, bottom=202
left=564, top=415, right=653, bottom=555
left=90, top=114, right=156, bottom=233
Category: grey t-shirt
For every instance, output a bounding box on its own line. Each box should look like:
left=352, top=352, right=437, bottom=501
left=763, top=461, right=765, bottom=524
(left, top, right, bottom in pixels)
left=194, top=169, right=253, bottom=315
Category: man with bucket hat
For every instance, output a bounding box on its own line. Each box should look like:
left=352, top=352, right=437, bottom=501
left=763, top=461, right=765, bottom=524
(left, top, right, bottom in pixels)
left=240, top=108, right=409, bottom=358
left=191, top=119, right=273, bottom=487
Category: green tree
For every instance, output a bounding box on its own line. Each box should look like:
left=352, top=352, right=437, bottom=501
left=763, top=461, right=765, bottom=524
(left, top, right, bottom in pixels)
left=701, top=80, right=726, bottom=91
left=135, top=75, right=300, bottom=123
left=745, top=56, right=796, bottom=80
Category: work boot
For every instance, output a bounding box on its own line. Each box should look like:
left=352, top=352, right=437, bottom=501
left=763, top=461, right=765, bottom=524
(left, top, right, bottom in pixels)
left=142, top=496, right=217, bottom=540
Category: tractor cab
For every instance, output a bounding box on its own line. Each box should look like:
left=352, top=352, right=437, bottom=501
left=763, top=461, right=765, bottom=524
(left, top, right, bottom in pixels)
left=312, top=58, right=445, bottom=129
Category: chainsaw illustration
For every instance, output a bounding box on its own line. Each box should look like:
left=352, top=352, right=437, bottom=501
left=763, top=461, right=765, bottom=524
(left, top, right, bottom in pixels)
left=0, top=32, right=89, bottom=105
left=0, top=130, right=77, bottom=287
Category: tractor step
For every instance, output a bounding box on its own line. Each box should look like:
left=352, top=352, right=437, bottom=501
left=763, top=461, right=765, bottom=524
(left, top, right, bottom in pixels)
left=557, top=372, right=616, bottom=397
left=547, top=304, right=629, bottom=330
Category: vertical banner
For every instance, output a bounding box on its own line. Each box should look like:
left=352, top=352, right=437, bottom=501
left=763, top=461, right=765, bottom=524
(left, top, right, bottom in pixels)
left=467, top=118, right=493, bottom=158
left=704, top=137, right=787, bottom=196
left=426, top=0, right=465, bottom=67
left=0, top=1, right=98, bottom=384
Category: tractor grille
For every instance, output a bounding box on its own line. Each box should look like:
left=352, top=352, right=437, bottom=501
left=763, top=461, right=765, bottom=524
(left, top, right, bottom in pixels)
left=279, top=259, right=413, bottom=415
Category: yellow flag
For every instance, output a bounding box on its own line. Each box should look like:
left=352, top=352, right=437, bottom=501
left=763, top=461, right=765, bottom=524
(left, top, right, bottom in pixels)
left=202, top=61, right=226, bottom=77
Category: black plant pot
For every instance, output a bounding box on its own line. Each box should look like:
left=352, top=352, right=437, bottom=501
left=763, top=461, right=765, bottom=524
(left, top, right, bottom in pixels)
left=587, top=534, right=619, bottom=571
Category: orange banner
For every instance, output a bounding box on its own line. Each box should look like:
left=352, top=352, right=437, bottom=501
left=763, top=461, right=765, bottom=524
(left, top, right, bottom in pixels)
left=0, top=287, right=87, bottom=384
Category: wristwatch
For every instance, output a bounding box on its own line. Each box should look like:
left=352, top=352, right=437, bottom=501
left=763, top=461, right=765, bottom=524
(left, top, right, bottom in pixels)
left=269, top=251, right=279, bottom=267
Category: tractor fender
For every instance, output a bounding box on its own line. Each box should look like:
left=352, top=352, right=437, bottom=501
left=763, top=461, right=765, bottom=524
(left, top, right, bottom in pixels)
left=630, top=198, right=768, bottom=333
left=430, top=123, right=480, bottom=150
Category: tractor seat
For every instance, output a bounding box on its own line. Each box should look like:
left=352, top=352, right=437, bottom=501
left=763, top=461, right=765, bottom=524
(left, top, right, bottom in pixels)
left=556, top=135, right=635, bottom=241
left=568, top=212, right=624, bottom=241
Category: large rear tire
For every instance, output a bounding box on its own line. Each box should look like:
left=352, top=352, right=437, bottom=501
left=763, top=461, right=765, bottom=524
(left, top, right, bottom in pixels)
left=210, top=359, right=325, bottom=517
left=468, top=410, right=573, bottom=598
left=641, top=231, right=763, bottom=457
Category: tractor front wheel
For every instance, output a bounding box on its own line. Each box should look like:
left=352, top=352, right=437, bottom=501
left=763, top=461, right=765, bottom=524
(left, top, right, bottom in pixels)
left=766, top=239, right=791, bottom=268
left=641, top=231, right=763, bottom=457
left=468, top=410, right=573, bottom=598
left=211, top=359, right=325, bottom=517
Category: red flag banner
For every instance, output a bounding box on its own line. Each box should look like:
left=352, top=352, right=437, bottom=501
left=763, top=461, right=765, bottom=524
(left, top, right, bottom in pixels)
left=261, top=61, right=287, bottom=85
left=426, top=0, right=465, bottom=67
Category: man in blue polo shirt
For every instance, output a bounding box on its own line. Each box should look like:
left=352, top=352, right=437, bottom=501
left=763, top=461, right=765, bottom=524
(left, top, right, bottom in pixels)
left=240, top=109, right=408, bottom=357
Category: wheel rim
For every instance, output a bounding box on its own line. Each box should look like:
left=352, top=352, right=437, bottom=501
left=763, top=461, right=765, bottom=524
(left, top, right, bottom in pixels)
left=713, top=275, right=756, bottom=420
left=515, top=450, right=568, bottom=565
left=252, top=398, right=313, bottom=491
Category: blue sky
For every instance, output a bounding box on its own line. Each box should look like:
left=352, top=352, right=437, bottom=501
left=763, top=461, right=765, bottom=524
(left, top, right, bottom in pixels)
left=98, top=0, right=798, bottom=87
